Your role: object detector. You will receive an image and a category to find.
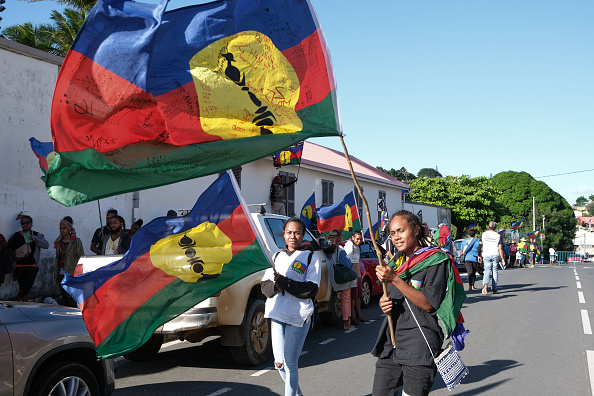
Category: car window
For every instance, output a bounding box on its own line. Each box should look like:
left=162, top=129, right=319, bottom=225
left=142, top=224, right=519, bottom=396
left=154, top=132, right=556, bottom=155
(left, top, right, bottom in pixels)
left=263, top=217, right=320, bottom=251
left=360, top=242, right=376, bottom=259
left=264, top=218, right=287, bottom=249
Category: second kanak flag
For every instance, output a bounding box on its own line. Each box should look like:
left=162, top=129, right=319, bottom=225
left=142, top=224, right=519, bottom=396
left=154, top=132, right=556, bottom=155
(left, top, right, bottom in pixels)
left=62, top=172, right=270, bottom=359
left=49, top=0, right=341, bottom=206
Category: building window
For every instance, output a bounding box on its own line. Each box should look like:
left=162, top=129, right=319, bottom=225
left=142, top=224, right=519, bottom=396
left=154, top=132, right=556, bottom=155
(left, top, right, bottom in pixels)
left=354, top=187, right=363, bottom=222
left=378, top=190, right=386, bottom=223
left=322, top=179, right=334, bottom=205
left=279, top=171, right=296, bottom=217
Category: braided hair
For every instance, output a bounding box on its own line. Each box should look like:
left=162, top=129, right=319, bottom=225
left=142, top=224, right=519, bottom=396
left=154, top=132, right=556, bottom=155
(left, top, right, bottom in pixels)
left=389, top=210, right=429, bottom=248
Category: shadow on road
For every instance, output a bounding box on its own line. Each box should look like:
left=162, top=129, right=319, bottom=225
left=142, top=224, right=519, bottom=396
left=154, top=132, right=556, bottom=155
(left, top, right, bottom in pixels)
left=112, top=380, right=278, bottom=395
left=431, top=358, right=520, bottom=393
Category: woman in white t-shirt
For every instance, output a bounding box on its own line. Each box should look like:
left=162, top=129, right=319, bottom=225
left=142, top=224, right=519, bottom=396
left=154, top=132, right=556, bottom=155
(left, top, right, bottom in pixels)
left=261, top=218, right=321, bottom=396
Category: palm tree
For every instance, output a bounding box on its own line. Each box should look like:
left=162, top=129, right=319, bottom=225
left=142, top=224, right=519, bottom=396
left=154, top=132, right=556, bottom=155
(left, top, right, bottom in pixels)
left=2, top=7, right=87, bottom=56
left=2, top=22, right=58, bottom=54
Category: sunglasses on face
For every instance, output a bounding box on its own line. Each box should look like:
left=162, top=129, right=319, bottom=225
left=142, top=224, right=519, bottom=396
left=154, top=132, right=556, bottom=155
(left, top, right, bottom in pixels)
left=21, top=221, right=31, bottom=225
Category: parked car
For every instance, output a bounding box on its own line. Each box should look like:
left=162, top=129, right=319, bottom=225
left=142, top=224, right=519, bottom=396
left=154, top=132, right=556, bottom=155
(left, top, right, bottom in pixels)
left=74, top=211, right=339, bottom=366
left=0, top=300, right=115, bottom=396
left=453, top=239, right=467, bottom=272
left=568, top=254, right=584, bottom=263
left=358, top=240, right=387, bottom=308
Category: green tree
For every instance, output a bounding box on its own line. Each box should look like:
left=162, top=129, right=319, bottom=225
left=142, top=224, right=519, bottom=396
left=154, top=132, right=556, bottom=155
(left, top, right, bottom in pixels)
left=2, top=7, right=86, bottom=56
left=410, top=175, right=502, bottom=233
left=491, top=171, right=576, bottom=251
left=417, top=168, right=442, bottom=178
left=576, top=196, right=588, bottom=206
left=0, top=0, right=6, bottom=31
left=377, top=166, right=417, bottom=184
left=586, top=202, right=594, bottom=217
left=2, top=22, right=57, bottom=53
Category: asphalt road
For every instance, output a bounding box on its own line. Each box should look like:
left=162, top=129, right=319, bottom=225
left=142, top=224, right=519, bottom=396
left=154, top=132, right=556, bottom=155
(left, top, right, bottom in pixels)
left=111, top=262, right=594, bottom=395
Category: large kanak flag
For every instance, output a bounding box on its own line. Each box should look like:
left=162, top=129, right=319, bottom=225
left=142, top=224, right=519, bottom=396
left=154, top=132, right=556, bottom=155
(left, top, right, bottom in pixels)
left=48, top=0, right=341, bottom=206
left=62, top=171, right=271, bottom=359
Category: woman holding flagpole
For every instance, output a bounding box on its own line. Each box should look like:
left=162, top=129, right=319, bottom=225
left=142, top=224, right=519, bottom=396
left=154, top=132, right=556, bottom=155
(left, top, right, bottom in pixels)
left=371, top=210, right=458, bottom=396
left=261, top=218, right=320, bottom=396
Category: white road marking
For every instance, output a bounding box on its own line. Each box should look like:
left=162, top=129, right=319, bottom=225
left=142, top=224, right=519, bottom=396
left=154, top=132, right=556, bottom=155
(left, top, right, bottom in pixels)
left=319, top=338, right=336, bottom=345
left=579, top=291, right=586, bottom=304
left=251, top=369, right=272, bottom=377
left=582, top=310, right=592, bottom=335
left=365, top=320, right=376, bottom=324
left=587, top=351, right=594, bottom=395
left=344, top=328, right=357, bottom=334
left=578, top=282, right=582, bottom=289
left=206, top=388, right=232, bottom=396
left=577, top=276, right=581, bottom=281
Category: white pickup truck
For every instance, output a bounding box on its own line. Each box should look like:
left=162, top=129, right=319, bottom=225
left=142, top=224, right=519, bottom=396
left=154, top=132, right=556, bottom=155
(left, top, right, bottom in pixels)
left=75, top=210, right=342, bottom=365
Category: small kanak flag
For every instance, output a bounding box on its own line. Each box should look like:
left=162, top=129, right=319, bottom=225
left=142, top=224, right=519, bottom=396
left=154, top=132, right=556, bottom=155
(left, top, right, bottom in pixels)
left=48, top=0, right=341, bottom=207
left=273, top=143, right=304, bottom=167
left=464, top=224, right=475, bottom=233
left=364, top=221, right=381, bottom=242
left=62, top=171, right=270, bottom=359
left=511, top=217, right=524, bottom=230
left=316, top=191, right=361, bottom=240
left=29, top=138, right=56, bottom=175
left=300, top=191, right=316, bottom=229
left=527, top=228, right=541, bottom=239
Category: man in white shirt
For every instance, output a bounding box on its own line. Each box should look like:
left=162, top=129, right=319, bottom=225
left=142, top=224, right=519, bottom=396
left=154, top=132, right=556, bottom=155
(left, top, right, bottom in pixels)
left=549, top=247, right=556, bottom=264
left=344, top=231, right=369, bottom=323
left=478, top=221, right=506, bottom=295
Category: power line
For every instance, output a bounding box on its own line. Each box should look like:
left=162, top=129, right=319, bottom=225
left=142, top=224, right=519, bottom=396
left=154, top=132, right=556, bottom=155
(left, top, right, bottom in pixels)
left=535, top=169, right=594, bottom=178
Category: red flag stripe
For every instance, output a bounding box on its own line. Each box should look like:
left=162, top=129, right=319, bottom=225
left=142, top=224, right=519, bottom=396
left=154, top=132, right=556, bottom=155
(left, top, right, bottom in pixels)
left=81, top=253, right=176, bottom=346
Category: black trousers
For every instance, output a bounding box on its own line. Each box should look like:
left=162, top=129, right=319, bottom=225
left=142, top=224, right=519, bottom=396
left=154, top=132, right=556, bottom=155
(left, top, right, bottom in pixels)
left=372, top=357, right=437, bottom=396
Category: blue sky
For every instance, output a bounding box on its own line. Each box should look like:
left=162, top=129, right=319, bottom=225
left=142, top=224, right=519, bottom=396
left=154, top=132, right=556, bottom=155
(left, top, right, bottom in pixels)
left=3, top=0, right=593, bottom=207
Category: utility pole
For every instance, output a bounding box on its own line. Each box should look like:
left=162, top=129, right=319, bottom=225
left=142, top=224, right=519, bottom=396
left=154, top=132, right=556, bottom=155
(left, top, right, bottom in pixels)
left=533, top=197, right=536, bottom=232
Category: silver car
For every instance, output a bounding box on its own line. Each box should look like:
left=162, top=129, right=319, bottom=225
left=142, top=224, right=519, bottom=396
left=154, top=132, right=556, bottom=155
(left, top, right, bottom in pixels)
left=0, top=301, right=115, bottom=396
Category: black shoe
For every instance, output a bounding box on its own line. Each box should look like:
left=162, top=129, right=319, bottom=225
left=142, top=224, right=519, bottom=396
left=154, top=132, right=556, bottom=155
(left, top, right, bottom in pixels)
left=492, top=289, right=498, bottom=294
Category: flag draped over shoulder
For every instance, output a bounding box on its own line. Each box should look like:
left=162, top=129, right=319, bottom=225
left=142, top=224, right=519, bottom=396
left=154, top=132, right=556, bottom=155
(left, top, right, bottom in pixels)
left=395, top=247, right=466, bottom=337
left=62, top=171, right=270, bottom=359
left=511, top=217, right=524, bottom=230
left=48, top=0, right=341, bottom=207
left=300, top=191, right=316, bottom=229
left=316, top=192, right=361, bottom=240
left=273, top=143, right=304, bottom=167
left=29, top=138, right=56, bottom=176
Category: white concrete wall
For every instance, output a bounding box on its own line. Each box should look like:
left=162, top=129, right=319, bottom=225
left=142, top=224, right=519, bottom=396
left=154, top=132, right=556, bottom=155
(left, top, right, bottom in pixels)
left=0, top=41, right=133, bottom=299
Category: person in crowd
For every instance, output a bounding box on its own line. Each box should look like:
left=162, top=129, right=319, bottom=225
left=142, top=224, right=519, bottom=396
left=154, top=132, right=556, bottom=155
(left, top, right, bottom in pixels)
left=549, top=246, right=556, bottom=264
left=261, top=218, right=320, bottom=396
left=478, top=221, right=506, bottom=294
left=128, top=219, right=144, bottom=237
left=54, top=217, right=84, bottom=307
left=529, top=241, right=537, bottom=267
left=344, top=230, right=370, bottom=323
left=461, top=229, right=480, bottom=291
left=90, top=208, right=117, bottom=255
left=102, top=215, right=132, bottom=255
left=270, top=175, right=297, bottom=215
left=382, top=224, right=397, bottom=263
left=509, top=242, right=517, bottom=268
left=7, top=215, right=49, bottom=301
left=326, top=229, right=357, bottom=330
left=516, top=238, right=528, bottom=268
left=372, top=210, right=450, bottom=396
left=502, top=241, right=510, bottom=269
left=167, top=210, right=177, bottom=217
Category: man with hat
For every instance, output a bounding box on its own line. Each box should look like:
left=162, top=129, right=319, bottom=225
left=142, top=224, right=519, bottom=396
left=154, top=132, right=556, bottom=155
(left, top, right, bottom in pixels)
left=478, top=221, right=506, bottom=294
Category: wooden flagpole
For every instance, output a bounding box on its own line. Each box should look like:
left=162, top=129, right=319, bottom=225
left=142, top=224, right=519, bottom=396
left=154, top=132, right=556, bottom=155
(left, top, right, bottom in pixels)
left=339, top=136, right=396, bottom=348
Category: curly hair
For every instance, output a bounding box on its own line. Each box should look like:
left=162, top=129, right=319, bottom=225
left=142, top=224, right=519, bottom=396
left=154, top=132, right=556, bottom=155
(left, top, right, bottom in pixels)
left=389, top=210, right=429, bottom=247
